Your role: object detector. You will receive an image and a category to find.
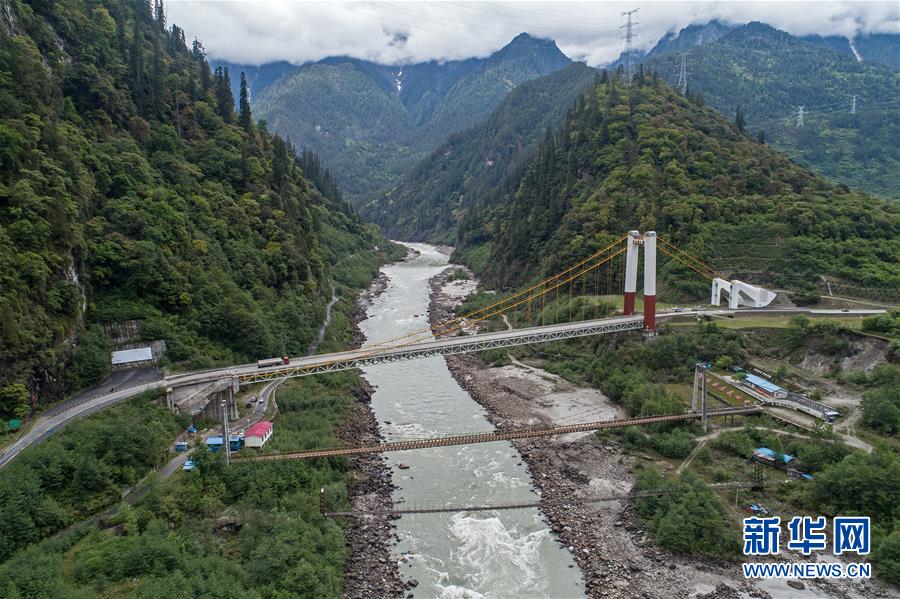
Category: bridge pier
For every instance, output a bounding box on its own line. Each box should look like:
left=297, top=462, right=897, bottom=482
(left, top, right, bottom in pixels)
left=168, top=377, right=238, bottom=421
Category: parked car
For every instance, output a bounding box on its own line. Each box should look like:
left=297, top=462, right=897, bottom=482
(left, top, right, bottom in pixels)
left=182, top=459, right=196, bottom=471
left=746, top=503, right=771, bottom=516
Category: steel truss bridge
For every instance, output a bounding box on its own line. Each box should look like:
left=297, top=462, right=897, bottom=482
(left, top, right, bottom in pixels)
left=231, top=406, right=761, bottom=462
left=2, top=228, right=887, bottom=470
left=236, top=314, right=646, bottom=385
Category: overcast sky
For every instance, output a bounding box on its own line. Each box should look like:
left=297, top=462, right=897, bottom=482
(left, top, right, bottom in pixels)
left=166, top=1, right=899, bottom=66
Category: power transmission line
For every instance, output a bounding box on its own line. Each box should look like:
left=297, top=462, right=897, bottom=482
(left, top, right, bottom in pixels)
left=675, top=51, right=690, bottom=95
left=748, top=98, right=900, bottom=136
left=619, top=8, right=639, bottom=83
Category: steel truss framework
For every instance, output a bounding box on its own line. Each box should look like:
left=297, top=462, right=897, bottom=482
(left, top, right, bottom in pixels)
left=236, top=317, right=645, bottom=385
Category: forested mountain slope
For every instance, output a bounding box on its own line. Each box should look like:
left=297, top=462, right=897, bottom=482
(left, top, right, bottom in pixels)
left=642, top=23, right=900, bottom=199
left=362, top=62, right=598, bottom=243
left=608, top=20, right=735, bottom=68
left=453, top=74, right=899, bottom=299
left=612, top=20, right=899, bottom=72
left=251, top=33, right=571, bottom=201
left=0, top=0, right=395, bottom=406
left=212, top=59, right=298, bottom=103
left=801, top=32, right=900, bottom=70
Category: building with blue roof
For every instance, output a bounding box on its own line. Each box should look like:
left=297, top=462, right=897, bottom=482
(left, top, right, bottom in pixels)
left=753, top=447, right=795, bottom=465
left=206, top=436, right=224, bottom=451
left=744, top=373, right=788, bottom=399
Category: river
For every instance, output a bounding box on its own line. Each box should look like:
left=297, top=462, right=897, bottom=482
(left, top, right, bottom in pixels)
left=358, top=243, right=585, bottom=599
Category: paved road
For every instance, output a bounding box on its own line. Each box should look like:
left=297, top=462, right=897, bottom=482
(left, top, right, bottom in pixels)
left=0, top=380, right=165, bottom=469
left=42, top=368, right=163, bottom=418
left=230, top=377, right=283, bottom=434
left=0, top=307, right=885, bottom=470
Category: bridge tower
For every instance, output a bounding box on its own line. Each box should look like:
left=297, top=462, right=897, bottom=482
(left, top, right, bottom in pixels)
left=691, top=362, right=710, bottom=432
left=642, top=231, right=657, bottom=333
left=623, top=230, right=657, bottom=333
left=623, top=230, right=641, bottom=315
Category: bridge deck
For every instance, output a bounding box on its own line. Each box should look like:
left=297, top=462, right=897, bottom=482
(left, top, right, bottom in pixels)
left=165, top=308, right=882, bottom=389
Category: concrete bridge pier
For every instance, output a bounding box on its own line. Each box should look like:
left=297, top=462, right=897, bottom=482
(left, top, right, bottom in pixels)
left=167, top=377, right=238, bottom=422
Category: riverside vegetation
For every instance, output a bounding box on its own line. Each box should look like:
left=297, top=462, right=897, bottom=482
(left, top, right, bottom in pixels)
left=456, top=287, right=900, bottom=583
left=0, top=243, right=384, bottom=596
left=446, top=73, right=899, bottom=301
left=0, top=0, right=399, bottom=409
left=0, top=0, right=403, bottom=595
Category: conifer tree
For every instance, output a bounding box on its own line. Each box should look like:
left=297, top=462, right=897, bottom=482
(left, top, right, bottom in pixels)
left=214, top=66, right=233, bottom=123
left=735, top=105, right=746, bottom=133
left=239, top=71, right=252, bottom=132
left=153, top=0, right=165, bottom=31
left=130, top=16, right=145, bottom=111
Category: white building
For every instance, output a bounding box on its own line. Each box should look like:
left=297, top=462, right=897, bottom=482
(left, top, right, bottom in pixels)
left=245, top=421, right=273, bottom=448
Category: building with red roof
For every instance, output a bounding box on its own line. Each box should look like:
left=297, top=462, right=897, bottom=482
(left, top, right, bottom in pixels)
left=245, top=420, right=273, bottom=448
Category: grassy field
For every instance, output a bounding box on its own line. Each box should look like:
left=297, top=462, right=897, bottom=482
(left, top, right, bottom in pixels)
left=669, top=315, right=867, bottom=330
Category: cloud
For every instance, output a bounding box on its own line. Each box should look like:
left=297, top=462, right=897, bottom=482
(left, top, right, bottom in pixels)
left=166, top=1, right=899, bottom=66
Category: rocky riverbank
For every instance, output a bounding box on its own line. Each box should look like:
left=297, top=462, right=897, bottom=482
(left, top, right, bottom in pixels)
left=336, top=263, right=405, bottom=599
left=428, top=266, right=757, bottom=598
left=427, top=265, right=893, bottom=599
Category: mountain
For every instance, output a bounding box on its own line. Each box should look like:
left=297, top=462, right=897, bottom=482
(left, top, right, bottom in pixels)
left=645, top=20, right=736, bottom=59
left=361, top=63, right=599, bottom=243
left=451, top=74, right=899, bottom=296
left=0, top=0, right=394, bottom=404
left=801, top=32, right=900, bottom=70
left=211, top=59, right=299, bottom=103
left=641, top=22, right=900, bottom=199
left=611, top=20, right=899, bottom=72
left=249, top=33, right=572, bottom=201
left=609, top=20, right=735, bottom=67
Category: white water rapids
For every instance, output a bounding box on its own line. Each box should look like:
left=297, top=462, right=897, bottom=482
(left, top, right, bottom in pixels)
left=358, top=243, right=584, bottom=598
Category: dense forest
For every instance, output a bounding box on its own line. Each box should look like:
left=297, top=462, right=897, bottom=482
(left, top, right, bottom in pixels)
left=451, top=71, right=899, bottom=300
left=0, top=347, right=369, bottom=596
left=801, top=31, right=900, bottom=71
left=363, top=62, right=599, bottom=243
left=251, top=33, right=572, bottom=201
left=642, top=23, right=900, bottom=199
left=0, top=0, right=398, bottom=406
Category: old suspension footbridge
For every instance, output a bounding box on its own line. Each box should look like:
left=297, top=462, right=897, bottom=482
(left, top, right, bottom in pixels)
left=231, top=406, right=762, bottom=462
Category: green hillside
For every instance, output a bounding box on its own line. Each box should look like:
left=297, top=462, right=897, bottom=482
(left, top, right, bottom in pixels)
left=642, top=22, right=900, bottom=199
left=362, top=62, right=599, bottom=243
left=0, top=0, right=397, bottom=404
left=454, top=73, right=899, bottom=298
left=252, top=33, right=572, bottom=202
left=254, top=61, right=419, bottom=203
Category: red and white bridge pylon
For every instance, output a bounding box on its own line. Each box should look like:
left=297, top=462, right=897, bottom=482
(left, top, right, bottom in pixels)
left=622, top=230, right=657, bottom=333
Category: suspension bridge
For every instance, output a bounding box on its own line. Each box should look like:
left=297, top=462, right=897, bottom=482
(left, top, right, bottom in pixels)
left=231, top=406, right=762, bottom=463
left=322, top=478, right=789, bottom=517
left=166, top=231, right=776, bottom=394
left=1, top=231, right=885, bottom=469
